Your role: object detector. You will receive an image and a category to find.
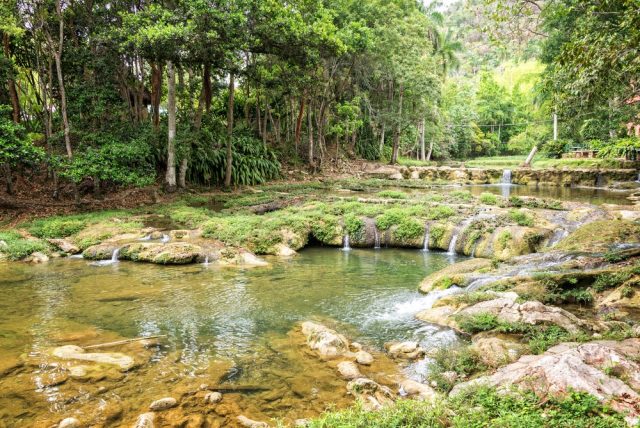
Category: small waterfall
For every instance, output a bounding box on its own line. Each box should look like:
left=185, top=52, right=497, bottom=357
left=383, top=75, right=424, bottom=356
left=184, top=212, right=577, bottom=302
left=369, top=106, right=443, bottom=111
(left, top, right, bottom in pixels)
left=111, top=248, right=120, bottom=262
left=374, top=228, right=381, bottom=249
left=203, top=256, right=209, bottom=266
left=636, top=172, right=640, bottom=183
left=139, top=234, right=151, bottom=241
left=161, top=234, right=170, bottom=243
left=421, top=224, right=430, bottom=252
left=342, top=234, right=351, bottom=251
left=502, top=169, right=512, bottom=184
left=447, top=232, right=459, bottom=255
left=470, top=241, right=479, bottom=258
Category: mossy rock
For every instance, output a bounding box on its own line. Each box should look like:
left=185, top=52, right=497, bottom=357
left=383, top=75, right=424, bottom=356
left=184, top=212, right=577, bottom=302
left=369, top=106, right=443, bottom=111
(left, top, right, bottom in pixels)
left=554, top=220, right=640, bottom=253
left=120, top=242, right=201, bottom=264
left=419, top=258, right=492, bottom=293
left=82, top=243, right=121, bottom=260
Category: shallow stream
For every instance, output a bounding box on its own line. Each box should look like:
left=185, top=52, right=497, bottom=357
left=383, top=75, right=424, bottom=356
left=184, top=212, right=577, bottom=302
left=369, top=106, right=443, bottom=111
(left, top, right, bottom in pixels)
left=0, top=248, right=461, bottom=426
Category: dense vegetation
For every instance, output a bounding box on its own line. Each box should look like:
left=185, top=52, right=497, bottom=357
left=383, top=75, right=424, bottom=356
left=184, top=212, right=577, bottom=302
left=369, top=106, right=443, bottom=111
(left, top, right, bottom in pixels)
left=1, top=0, right=638, bottom=195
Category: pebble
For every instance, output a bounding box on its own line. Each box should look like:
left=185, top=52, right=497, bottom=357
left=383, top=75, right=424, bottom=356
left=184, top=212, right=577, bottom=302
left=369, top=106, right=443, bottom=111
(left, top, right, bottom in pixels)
left=58, top=418, right=80, bottom=428
left=149, top=397, right=177, bottom=411
left=204, top=391, right=222, bottom=404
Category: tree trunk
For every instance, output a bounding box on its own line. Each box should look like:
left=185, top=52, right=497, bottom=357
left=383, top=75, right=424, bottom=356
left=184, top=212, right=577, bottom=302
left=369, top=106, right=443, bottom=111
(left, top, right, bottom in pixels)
left=224, top=72, right=235, bottom=188
left=307, top=107, right=314, bottom=168
left=419, top=118, right=426, bottom=161
left=203, top=63, right=212, bottom=113
left=151, top=61, right=162, bottom=131
left=426, top=138, right=434, bottom=161
left=51, top=3, right=72, bottom=159
left=391, top=85, right=404, bottom=165
left=178, top=158, right=188, bottom=188
left=294, top=96, right=306, bottom=152
left=523, top=145, right=538, bottom=167
left=165, top=60, right=177, bottom=190
left=379, top=125, right=385, bottom=159
left=3, top=34, right=20, bottom=123
left=3, top=164, right=13, bottom=195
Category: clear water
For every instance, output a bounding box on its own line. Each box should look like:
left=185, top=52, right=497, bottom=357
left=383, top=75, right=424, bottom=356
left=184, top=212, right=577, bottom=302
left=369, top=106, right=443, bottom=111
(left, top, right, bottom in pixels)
left=0, top=248, right=460, bottom=425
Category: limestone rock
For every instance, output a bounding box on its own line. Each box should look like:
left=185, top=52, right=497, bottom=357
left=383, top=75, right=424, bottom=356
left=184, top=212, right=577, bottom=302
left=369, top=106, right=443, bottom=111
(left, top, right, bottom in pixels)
left=82, top=243, right=120, bottom=260
left=385, top=341, right=425, bottom=360
left=204, top=392, right=222, bottom=404
left=58, top=417, right=80, bottom=428
left=48, top=239, right=80, bottom=254
left=451, top=339, right=640, bottom=423
left=294, top=419, right=309, bottom=427
left=470, top=334, right=527, bottom=367
left=25, top=251, right=49, bottom=263
left=337, top=361, right=361, bottom=380
left=274, top=244, right=297, bottom=257
left=355, top=351, right=374, bottom=365
left=301, top=321, right=351, bottom=359
left=133, top=412, right=155, bottom=428
left=419, top=258, right=491, bottom=293
left=399, top=379, right=437, bottom=401
left=237, top=415, right=269, bottom=428
left=120, top=242, right=201, bottom=264
left=52, top=345, right=134, bottom=371
left=346, top=378, right=395, bottom=410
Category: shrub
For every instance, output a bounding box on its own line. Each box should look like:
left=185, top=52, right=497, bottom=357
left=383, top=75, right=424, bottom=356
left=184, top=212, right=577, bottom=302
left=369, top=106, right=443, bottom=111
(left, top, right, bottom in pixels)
left=593, top=272, right=631, bottom=292
left=393, top=218, right=424, bottom=241
left=428, top=345, right=487, bottom=392
left=344, top=214, right=364, bottom=237
left=620, top=285, right=635, bottom=299
left=479, top=192, right=498, bottom=205
left=427, top=205, right=455, bottom=220
left=451, top=190, right=472, bottom=201
left=541, top=138, right=572, bottom=158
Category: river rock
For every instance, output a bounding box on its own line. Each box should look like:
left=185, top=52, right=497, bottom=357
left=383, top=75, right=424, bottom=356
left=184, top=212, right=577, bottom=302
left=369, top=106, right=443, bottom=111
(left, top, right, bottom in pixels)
left=399, top=379, right=437, bottom=401
left=58, top=417, right=80, bottom=428
left=451, top=339, right=640, bottom=424
left=470, top=333, right=527, bottom=367
left=25, top=251, right=49, bottom=263
left=355, top=350, right=374, bottom=365
left=149, top=397, right=178, bottom=411
left=134, top=412, right=155, bottom=428
left=337, top=361, right=361, bottom=380
left=48, top=239, right=80, bottom=254
left=346, top=378, right=395, bottom=410
left=204, top=392, right=222, bottom=404
left=301, top=321, right=351, bottom=359
left=52, top=345, right=135, bottom=371
left=384, top=341, right=425, bottom=360
left=237, top=415, right=269, bottom=428
left=274, top=243, right=297, bottom=257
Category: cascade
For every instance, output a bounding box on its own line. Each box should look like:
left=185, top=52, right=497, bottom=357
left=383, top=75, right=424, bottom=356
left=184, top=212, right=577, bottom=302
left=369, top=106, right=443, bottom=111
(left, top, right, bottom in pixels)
left=161, top=234, right=170, bottom=243
left=139, top=234, right=151, bottom=241
left=421, top=224, right=430, bottom=252
left=111, top=248, right=120, bottom=262
left=203, top=256, right=209, bottom=266
left=502, top=169, right=512, bottom=184
left=342, top=234, right=351, bottom=251
left=374, top=228, right=381, bottom=249
left=447, top=232, right=459, bottom=255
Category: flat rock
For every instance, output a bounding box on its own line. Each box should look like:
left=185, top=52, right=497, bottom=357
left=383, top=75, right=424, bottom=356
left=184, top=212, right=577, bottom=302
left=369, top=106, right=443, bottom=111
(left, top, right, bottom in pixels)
left=149, top=397, right=178, bottom=411
left=58, top=417, right=80, bottom=428
left=470, top=334, right=528, bottom=367
left=52, top=345, right=135, bottom=371
left=48, top=239, right=80, bottom=254
left=419, top=258, right=491, bottom=293
left=399, top=378, right=437, bottom=401
left=384, top=341, right=425, bottom=360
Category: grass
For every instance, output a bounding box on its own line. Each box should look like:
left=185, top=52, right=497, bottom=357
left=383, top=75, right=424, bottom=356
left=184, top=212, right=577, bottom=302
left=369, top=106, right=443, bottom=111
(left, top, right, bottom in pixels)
left=0, top=231, right=49, bottom=260
left=308, top=386, right=627, bottom=428
left=479, top=192, right=499, bottom=205
left=508, top=209, right=534, bottom=227
left=428, top=345, right=487, bottom=392
left=376, top=190, right=407, bottom=199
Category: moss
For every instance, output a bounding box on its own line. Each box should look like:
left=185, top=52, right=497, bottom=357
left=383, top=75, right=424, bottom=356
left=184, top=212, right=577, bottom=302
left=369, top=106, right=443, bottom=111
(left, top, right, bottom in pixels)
left=29, top=218, right=86, bottom=238
left=555, top=220, right=640, bottom=252
left=426, top=205, right=455, bottom=220
left=497, top=231, right=513, bottom=251
left=451, top=190, right=472, bottom=201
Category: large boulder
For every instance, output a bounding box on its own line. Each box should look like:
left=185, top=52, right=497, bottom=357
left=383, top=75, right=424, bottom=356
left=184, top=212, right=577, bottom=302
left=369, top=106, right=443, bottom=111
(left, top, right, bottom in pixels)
left=470, top=333, right=528, bottom=367
left=300, top=322, right=351, bottom=360
left=119, top=242, right=201, bottom=264
left=451, top=339, right=640, bottom=425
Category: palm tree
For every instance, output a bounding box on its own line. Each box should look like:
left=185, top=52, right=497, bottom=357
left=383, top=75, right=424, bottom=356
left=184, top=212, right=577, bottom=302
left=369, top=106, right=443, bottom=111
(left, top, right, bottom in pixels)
left=435, top=30, right=463, bottom=80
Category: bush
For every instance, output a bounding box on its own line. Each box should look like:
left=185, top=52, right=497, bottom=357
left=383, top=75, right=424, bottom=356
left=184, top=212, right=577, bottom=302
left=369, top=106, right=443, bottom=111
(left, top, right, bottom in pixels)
left=428, top=345, right=487, bottom=392
left=377, top=190, right=407, bottom=199
left=541, top=138, right=572, bottom=159
left=479, top=192, right=498, bottom=205
left=427, top=205, right=455, bottom=220
left=457, top=313, right=499, bottom=333
left=593, top=272, right=631, bottom=292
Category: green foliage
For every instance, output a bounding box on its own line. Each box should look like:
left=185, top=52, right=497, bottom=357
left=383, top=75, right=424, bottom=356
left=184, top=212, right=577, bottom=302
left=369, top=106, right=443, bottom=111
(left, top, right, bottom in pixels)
left=0, top=231, right=48, bottom=260
left=426, top=205, right=455, bottom=220
left=456, top=313, right=499, bottom=333
left=598, top=137, right=640, bottom=159
left=0, top=106, right=44, bottom=167
left=29, top=218, right=87, bottom=238
left=376, top=190, right=407, bottom=199
left=541, top=139, right=571, bottom=159
left=393, top=218, right=424, bottom=241
left=508, top=209, right=534, bottom=227
left=497, top=230, right=512, bottom=250
left=479, top=192, right=499, bottom=205
left=344, top=214, right=364, bottom=237
left=428, top=345, right=486, bottom=392
left=593, top=272, right=631, bottom=293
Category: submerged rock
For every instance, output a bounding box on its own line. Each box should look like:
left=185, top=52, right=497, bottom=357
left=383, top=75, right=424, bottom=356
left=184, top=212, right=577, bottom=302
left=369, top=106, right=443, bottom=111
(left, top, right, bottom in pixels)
left=451, top=339, right=640, bottom=425
left=52, top=345, right=135, bottom=371
left=237, top=415, right=269, bottom=428
left=25, top=251, right=49, bottom=263
left=204, top=391, right=222, bottom=404
left=149, top=397, right=178, bottom=411
left=301, top=321, right=351, bottom=359
left=346, top=378, right=395, bottom=410
left=355, top=350, right=374, bottom=365
left=58, top=417, right=80, bottom=428
left=337, top=361, right=361, bottom=380
left=133, top=412, right=155, bottom=428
